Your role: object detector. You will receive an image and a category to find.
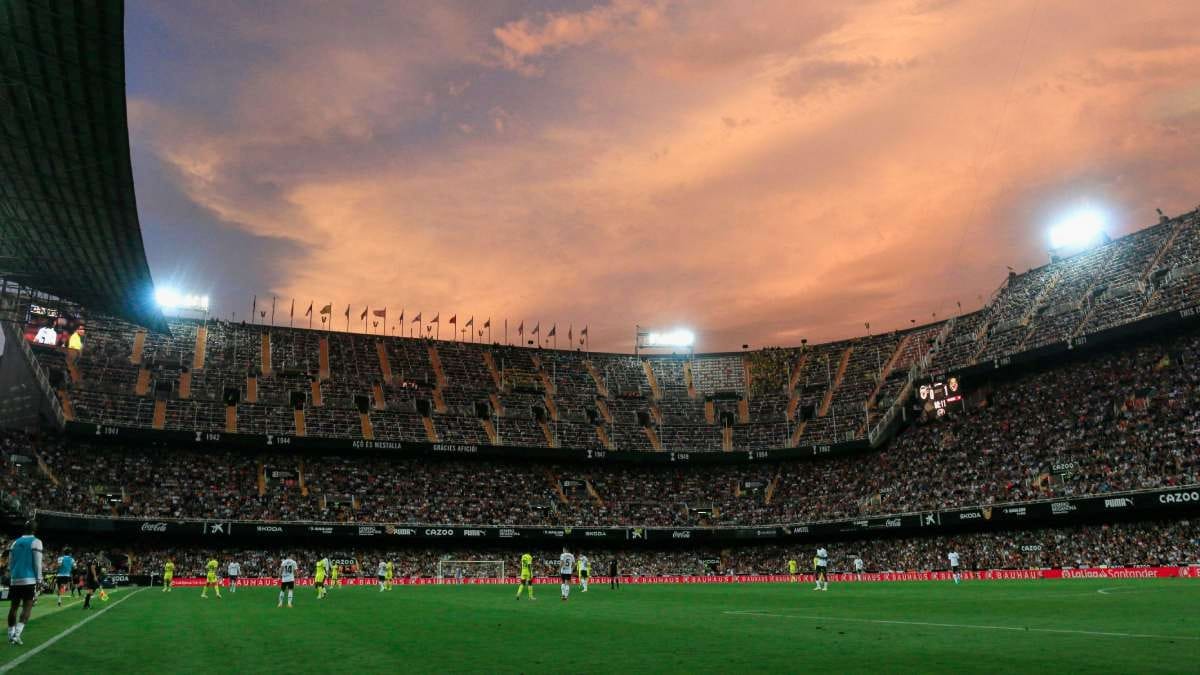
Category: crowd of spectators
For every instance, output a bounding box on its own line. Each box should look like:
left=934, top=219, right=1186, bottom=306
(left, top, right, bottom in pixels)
left=32, top=519, right=1198, bottom=579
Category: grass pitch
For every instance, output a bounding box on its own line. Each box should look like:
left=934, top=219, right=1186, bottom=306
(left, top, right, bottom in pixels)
left=0, top=579, right=1197, bottom=673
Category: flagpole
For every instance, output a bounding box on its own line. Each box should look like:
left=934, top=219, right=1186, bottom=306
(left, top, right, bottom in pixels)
left=271, top=296, right=276, bottom=326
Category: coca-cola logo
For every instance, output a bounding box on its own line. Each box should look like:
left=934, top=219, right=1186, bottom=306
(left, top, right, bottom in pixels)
left=141, top=522, right=168, bottom=532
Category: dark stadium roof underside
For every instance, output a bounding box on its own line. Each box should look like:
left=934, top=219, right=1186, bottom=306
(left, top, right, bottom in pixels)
left=0, top=0, right=166, bottom=332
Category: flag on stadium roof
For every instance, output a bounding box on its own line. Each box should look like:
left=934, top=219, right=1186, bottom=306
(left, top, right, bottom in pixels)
left=320, top=303, right=332, bottom=314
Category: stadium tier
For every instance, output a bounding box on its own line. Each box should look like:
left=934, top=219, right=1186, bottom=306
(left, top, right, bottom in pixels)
left=2, top=315, right=1198, bottom=533
left=20, top=208, right=1200, bottom=456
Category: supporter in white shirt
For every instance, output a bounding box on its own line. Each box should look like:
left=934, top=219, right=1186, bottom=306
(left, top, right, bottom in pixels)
left=34, top=325, right=57, bottom=345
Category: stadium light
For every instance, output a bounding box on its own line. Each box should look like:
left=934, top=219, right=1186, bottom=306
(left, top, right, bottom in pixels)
left=155, top=287, right=209, bottom=312
left=1048, top=208, right=1106, bottom=251
left=645, top=329, right=695, bottom=348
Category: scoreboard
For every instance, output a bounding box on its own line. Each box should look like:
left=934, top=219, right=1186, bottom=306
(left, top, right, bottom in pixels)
left=919, top=377, right=964, bottom=418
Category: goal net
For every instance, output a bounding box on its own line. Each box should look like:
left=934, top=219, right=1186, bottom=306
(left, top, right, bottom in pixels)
left=435, top=560, right=505, bottom=583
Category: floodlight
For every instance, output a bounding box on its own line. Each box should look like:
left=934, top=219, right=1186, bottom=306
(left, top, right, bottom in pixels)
left=646, top=329, right=695, bottom=347
left=1048, top=208, right=1106, bottom=250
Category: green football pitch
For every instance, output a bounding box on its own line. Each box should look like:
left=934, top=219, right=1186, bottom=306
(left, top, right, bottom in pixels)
left=0, top=580, right=1197, bottom=673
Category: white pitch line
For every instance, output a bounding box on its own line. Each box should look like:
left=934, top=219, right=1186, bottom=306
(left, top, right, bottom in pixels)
left=722, top=610, right=1200, bottom=641
left=0, top=588, right=146, bottom=673
left=1096, top=587, right=1138, bottom=595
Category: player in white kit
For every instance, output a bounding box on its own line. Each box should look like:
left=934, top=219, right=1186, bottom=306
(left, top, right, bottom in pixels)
left=227, top=560, right=241, bottom=593
left=814, top=547, right=829, bottom=591
left=278, top=556, right=298, bottom=607
left=947, top=551, right=961, bottom=584
left=376, top=561, right=388, bottom=592
left=558, top=548, right=575, bottom=602
left=853, top=556, right=864, bottom=580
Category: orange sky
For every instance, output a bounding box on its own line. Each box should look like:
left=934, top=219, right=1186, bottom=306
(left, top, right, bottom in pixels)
left=126, top=0, right=1200, bottom=351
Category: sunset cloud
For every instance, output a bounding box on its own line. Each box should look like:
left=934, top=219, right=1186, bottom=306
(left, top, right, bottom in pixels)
left=127, top=0, right=1200, bottom=351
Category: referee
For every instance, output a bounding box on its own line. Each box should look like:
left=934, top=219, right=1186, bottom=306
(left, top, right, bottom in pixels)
left=609, top=557, right=619, bottom=590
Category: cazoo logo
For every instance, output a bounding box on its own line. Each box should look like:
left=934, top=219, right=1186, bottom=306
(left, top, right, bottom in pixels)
left=1159, top=490, right=1200, bottom=504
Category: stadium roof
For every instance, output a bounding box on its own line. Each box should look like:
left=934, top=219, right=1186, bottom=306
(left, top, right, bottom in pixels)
left=0, top=0, right=166, bottom=332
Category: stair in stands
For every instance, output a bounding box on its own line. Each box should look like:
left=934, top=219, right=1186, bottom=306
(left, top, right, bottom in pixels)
left=786, top=392, right=799, bottom=421
left=788, top=350, right=810, bottom=391
left=1137, top=214, right=1191, bottom=315
left=642, top=360, right=661, bottom=400
left=56, top=390, right=74, bottom=421
left=538, top=370, right=557, bottom=396
left=543, top=393, right=558, bottom=421
left=546, top=469, right=569, bottom=504
left=298, top=460, right=308, bottom=496
left=310, top=379, right=323, bottom=406
left=29, top=446, right=57, bottom=486
left=585, top=479, right=605, bottom=507
left=704, top=399, right=715, bottom=424
left=246, top=375, right=258, bottom=403
left=359, top=412, right=374, bottom=440
left=225, top=405, right=237, bottom=433
left=595, top=399, right=612, bottom=423
left=818, top=346, right=852, bottom=417
left=482, top=351, right=503, bottom=389
left=129, top=329, right=146, bottom=365
left=642, top=425, right=662, bottom=451
left=595, top=426, right=613, bottom=449
left=179, top=369, right=191, bottom=399
left=431, top=388, right=447, bottom=414
left=649, top=402, right=663, bottom=425
left=135, top=368, right=151, bottom=396
left=257, top=462, right=266, bottom=497
left=482, top=418, right=499, bottom=444
left=372, top=382, right=387, bottom=410
left=539, top=420, right=557, bottom=447
left=489, top=393, right=504, bottom=416
left=152, top=399, right=166, bottom=429
left=427, top=345, right=448, bottom=389
left=862, top=334, right=910, bottom=412
left=422, top=416, right=439, bottom=442
left=375, top=342, right=393, bottom=385
left=318, top=337, right=330, bottom=381
left=193, top=325, right=207, bottom=370
left=764, top=467, right=782, bottom=505
left=722, top=426, right=733, bottom=452
left=683, top=360, right=697, bottom=398
left=737, top=397, right=750, bottom=424
left=583, top=360, right=609, bottom=398
left=293, top=409, right=306, bottom=436
left=789, top=420, right=808, bottom=447
left=260, top=332, right=272, bottom=376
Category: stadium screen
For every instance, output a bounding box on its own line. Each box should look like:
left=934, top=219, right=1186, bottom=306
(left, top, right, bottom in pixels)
left=919, top=377, right=964, bottom=418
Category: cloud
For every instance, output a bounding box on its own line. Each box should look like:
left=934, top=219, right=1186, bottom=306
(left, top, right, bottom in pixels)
left=492, top=0, right=665, bottom=74
left=124, top=0, right=1200, bottom=352
left=775, top=57, right=918, bottom=100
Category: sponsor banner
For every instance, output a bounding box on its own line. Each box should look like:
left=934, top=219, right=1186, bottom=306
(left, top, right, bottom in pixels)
left=831, top=515, right=919, bottom=534
left=163, top=567, right=1198, bottom=587
left=66, top=422, right=869, bottom=466
left=33, top=484, right=1200, bottom=543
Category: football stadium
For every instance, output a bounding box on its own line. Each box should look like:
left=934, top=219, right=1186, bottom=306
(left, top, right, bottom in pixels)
left=1, top=1, right=1199, bottom=673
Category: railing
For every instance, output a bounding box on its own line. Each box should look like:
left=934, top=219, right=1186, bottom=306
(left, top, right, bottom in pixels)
left=1, top=320, right=65, bottom=429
